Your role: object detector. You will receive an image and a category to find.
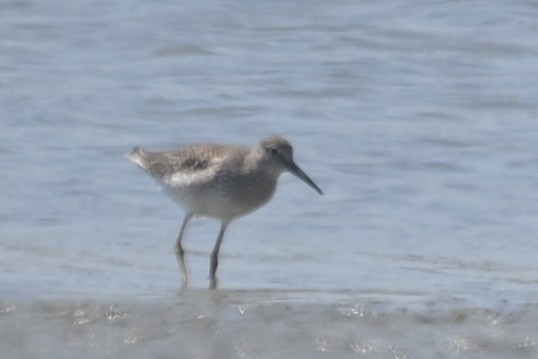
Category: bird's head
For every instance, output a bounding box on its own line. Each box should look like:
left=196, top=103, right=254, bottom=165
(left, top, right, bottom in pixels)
left=259, top=136, right=323, bottom=195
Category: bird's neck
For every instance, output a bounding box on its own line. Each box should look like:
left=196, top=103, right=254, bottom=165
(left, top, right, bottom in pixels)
left=244, top=148, right=281, bottom=179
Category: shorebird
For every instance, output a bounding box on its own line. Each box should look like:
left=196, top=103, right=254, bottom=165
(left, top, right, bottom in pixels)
left=128, top=135, right=323, bottom=289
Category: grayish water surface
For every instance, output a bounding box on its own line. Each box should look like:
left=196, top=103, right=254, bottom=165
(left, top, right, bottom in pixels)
left=1, top=0, right=538, bottom=357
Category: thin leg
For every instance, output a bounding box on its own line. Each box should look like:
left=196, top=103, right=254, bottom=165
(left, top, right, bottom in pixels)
left=209, top=221, right=229, bottom=290
left=175, top=212, right=193, bottom=288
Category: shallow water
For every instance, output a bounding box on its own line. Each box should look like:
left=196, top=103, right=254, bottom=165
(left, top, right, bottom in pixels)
left=2, top=0, right=538, bottom=357
left=3, top=290, right=538, bottom=359
left=0, top=290, right=538, bottom=358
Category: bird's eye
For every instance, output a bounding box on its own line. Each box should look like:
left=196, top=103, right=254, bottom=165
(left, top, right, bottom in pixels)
left=270, top=148, right=278, bottom=155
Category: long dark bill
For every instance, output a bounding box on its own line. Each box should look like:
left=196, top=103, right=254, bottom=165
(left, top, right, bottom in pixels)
left=287, top=160, right=323, bottom=195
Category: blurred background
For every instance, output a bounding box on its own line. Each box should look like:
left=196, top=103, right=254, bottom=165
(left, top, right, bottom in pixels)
left=1, top=0, right=538, bottom=357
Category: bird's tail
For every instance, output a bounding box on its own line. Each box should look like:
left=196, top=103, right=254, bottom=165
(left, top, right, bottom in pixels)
left=126, top=146, right=148, bottom=169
